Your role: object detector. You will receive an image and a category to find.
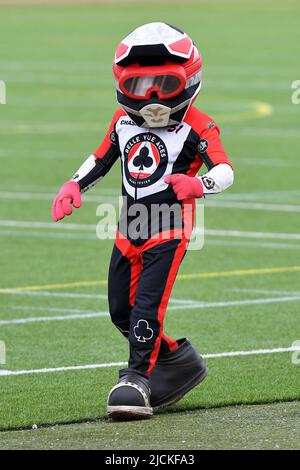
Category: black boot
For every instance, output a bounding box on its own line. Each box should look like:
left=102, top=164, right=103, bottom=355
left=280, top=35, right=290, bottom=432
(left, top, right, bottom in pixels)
left=149, top=338, right=208, bottom=407
left=107, top=368, right=153, bottom=420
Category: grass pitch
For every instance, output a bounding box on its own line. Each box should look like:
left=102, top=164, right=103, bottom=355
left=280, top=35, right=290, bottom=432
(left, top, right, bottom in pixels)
left=0, top=0, right=300, bottom=449
left=1, top=401, right=300, bottom=450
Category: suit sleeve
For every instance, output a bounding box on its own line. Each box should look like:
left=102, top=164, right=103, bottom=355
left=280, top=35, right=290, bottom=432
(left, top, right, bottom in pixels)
left=71, top=109, right=124, bottom=193
left=197, top=121, right=233, bottom=171
left=197, top=122, right=234, bottom=195
left=186, top=110, right=234, bottom=194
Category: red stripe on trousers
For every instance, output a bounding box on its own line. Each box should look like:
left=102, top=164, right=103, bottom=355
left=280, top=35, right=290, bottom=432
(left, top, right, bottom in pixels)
left=146, top=235, right=189, bottom=376
left=115, top=232, right=142, bottom=307
left=161, top=334, right=178, bottom=351
left=146, top=199, right=195, bottom=374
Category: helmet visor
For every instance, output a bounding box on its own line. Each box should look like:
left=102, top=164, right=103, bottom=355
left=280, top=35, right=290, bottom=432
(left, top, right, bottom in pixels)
left=117, top=63, right=187, bottom=100
left=123, top=75, right=183, bottom=99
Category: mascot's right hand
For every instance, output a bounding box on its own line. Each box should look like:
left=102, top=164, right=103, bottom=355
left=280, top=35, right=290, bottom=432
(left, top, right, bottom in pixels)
left=52, top=181, right=82, bottom=222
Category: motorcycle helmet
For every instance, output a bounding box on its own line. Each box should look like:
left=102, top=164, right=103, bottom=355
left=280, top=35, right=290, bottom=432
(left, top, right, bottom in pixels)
left=113, top=22, right=202, bottom=128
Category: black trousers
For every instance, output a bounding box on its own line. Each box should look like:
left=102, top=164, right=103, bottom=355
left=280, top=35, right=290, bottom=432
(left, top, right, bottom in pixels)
left=108, top=233, right=189, bottom=376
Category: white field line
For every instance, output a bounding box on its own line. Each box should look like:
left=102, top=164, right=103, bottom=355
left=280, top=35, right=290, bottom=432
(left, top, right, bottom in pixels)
left=0, top=120, right=299, bottom=137
left=2, top=295, right=300, bottom=326
left=0, top=75, right=290, bottom=90
left=0, top=289, right=198, bottom=302
left=1, top=220, right=300, bottom=240
left=2, top=230, right=299, bottom=251
left=169, top=298, right=200, bottom=305
left=1, top=186, right=299, bottom=201
left=13, top=297, right=198, bottom=307
left=206, top=229, right=300, bottom=241
left=221, top=190, right=300, bottom=202
left=0, top=220, right=95, bottom=230
left=168, top=296, right=300, bottom=310
left=233, top=288, right=300, bottom=297
left=223, top=127, right=300, bottom=139
left=206, top=240, right=300, bottom=251
left=13, top=306, right=105, bottom=313
left=2, top=61, right=297, bottom=75
left=0, top=230, right=97, bottom=240
left=3, top=186, right=297, bottom=200
left=0, top=60, right=110, bottom=71
left=205, top=200, right=300, bottom=213
left=0, top=363, right=128, bottom=377
left=0, top=184, right=119, bottom=195
left=0, top=290, right=108, bottom=300
left=207, top=79, right=290, bottom=91
left=0, top=152, right=293, bottom=167
left=0, top=75, right=290, bottom=89
left=0, top=150, right=85, bottom=160
left=1, top=346, right=300, bottom=377
left=2, top=187, right=300, bottom=212
left=5, top=99, right=282, bottom=113
left=236, top=158, right=294, bottom=168
left=0, top=312, right=109, bottom=325
left=0, top=122, right=102, bottom=134
left=203, top=346, right=300, bottom=359
left=0, top=290, right=197, bottom=305
left=2, top=231, right=300, bottom=250
left=1, top=219, right=98, bottom=229
left=0, top=192, right=119, bottom=203
left=209, top=64, right=300, bottom=75
left=0, top=185, right=294, bottom=198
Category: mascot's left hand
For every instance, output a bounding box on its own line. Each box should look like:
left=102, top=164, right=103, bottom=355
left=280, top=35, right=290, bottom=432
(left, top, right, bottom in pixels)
left=165, top=174, right=204, bottom=200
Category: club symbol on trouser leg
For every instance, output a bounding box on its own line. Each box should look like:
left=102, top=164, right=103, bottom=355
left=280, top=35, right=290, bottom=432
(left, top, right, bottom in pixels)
left=134, top=319, right=154, bottom=343
left=107, top=319, right=156, bottom=420
left=106, top=317, right=154, bottom=420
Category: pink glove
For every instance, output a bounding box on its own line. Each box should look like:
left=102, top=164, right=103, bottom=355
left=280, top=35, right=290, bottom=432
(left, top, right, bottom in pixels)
left=52, top=181, right=82, bottom=222
left=165, top=174, right=204, bottom=200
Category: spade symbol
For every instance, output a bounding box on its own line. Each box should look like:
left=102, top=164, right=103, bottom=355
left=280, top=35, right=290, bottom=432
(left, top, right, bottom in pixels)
left=133, top=146, right=153, bottom=171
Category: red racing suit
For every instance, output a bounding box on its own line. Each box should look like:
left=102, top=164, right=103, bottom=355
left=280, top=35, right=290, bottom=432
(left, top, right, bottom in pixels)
left=72, top=105, right=233, bottom=375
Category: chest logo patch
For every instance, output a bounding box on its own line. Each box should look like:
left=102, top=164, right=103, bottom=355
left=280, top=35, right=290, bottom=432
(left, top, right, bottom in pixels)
left=124, top=133, right=168, bottom=187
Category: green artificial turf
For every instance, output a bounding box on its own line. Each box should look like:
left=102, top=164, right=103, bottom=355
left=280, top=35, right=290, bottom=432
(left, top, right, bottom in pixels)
left=1, top=401, right=299, bottom=450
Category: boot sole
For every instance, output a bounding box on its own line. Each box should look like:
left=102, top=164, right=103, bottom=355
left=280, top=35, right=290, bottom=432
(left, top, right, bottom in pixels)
left=107, top=405, right=153, bottom=421
left=152, top=365, right=208, bottom=408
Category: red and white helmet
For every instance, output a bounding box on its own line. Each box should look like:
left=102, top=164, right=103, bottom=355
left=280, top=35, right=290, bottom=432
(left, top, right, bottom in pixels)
left=113, top=22, right=202, bottom=128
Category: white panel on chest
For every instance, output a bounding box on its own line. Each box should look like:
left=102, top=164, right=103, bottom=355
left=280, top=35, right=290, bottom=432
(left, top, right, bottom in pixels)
left=116, top=119, right=191, bottom=199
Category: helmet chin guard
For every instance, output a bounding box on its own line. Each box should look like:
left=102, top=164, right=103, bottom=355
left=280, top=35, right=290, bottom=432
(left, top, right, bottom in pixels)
left=139, top=103, right=171, bottom=128
left=113, top=22, right=202, bottom=128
